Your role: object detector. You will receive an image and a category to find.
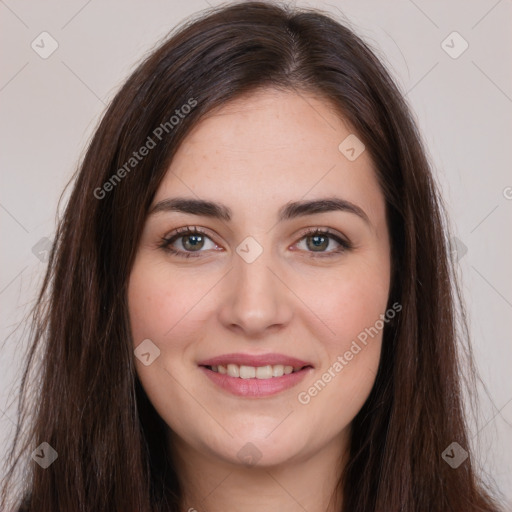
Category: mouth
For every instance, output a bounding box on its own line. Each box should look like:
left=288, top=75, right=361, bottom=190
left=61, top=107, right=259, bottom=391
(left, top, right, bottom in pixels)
left=197, top=354, right=314, bottom=397
left=201, top=363, right=312, bottom=379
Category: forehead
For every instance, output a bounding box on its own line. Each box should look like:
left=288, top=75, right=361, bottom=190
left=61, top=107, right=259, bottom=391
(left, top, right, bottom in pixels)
left=154, top=88, right=383, bottom=223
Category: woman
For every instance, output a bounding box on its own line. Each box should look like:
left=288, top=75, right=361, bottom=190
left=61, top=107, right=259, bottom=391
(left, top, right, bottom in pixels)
left=1, top=1, right=503, bottom=511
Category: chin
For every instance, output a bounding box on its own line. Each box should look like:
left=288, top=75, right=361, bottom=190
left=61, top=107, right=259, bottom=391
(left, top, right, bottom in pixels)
left=198, top=430, right=305, bottom=468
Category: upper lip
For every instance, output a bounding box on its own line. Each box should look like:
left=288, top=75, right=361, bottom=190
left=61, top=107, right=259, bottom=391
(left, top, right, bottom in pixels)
left=198, top=353, right=313, bottom=368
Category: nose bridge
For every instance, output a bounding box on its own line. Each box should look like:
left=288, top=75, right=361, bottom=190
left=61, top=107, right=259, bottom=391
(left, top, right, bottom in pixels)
left=217, top=237, right=292, bottom=334
left=236, top=245, right=275, bottom=298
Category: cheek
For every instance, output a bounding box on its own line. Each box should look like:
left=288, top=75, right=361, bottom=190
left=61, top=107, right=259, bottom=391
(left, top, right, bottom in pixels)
left=296, top=338, right=381, bottom=438
left=307, top=258, right=390, bottom=351
left=127, top=258, right=206, bottom=435
left=293, top=258, right=389, bottom=415
left=128, top=257, right=215, bottom=345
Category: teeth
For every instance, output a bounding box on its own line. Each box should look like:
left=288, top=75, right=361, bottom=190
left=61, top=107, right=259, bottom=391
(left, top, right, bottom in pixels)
left=227, top=364, right=239, bottom=377
left=239, top=365, right=256, bottom=379
left=210, top=363, right=304, bottom=379
left=272, top=365, right=284, bottom=377
left=256, top=365, right=273, bottom=379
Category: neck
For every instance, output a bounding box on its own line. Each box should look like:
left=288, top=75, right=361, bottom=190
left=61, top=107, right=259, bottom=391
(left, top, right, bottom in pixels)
left=168, top=430, right=348, bottom=512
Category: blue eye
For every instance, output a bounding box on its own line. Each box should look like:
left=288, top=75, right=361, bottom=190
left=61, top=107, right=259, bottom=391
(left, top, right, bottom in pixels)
left=159, top=226, right=216, bottom=258
left=296, top=228, right=351, bottom=257
left=159, top=226, right=351, bottom=259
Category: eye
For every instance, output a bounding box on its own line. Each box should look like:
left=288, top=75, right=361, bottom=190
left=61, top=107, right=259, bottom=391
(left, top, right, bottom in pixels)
left=294, top=228, right=351, bottom=257
left=158, top=226, right=351, bottom=259
left=158, top=226, right=219, bottom=258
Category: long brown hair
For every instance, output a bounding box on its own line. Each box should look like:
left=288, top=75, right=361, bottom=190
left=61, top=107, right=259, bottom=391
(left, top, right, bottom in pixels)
left=0, top=1, right=503, bottom=510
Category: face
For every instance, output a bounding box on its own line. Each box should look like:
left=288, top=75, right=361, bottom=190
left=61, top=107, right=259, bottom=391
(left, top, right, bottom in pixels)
left=128, top=88, right=391, bottom=468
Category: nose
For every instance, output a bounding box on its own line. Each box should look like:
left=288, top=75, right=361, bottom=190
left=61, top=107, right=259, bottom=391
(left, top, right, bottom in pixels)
left=217, top=245, right=293, bottom=338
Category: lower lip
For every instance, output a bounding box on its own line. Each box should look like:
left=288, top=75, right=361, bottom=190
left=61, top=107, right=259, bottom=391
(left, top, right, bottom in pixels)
left=199, top=366, right=312, bottom=397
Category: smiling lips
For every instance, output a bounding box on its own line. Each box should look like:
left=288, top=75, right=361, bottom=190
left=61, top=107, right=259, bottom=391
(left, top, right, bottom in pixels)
left=198, top=353, right=313, bottom=397
left=210, top=363, right=300, bottom=379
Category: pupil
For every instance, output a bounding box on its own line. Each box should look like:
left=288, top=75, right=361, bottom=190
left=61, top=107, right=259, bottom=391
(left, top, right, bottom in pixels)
left=308, top=235, right=327, bottom=251
left=184, top=234, right=204, bottom=251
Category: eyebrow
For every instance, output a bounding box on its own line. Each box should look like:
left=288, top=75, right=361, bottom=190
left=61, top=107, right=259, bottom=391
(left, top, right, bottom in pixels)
left=149, top=197, right=371, bottom=225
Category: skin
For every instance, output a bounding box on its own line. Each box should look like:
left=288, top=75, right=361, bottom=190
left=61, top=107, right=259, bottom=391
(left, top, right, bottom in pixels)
left=128, top=88, right=391, bottom=512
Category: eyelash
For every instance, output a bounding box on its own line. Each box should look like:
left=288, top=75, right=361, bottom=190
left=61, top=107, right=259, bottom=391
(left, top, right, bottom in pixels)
left=158, top=225, right=352, bottom=259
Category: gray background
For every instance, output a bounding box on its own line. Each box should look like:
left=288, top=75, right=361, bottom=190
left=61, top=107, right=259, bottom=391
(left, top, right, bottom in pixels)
left=1, top=0, right=511, bottom=507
